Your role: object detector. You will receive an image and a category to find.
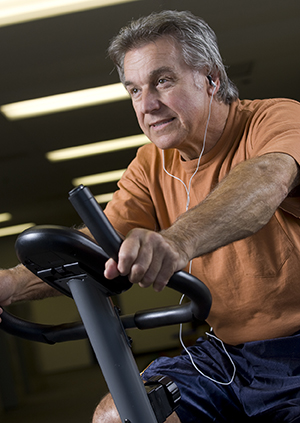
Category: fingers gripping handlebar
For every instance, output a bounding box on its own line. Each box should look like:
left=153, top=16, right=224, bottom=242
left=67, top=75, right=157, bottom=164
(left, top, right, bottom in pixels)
left=1, top=185, right=212, bottom=343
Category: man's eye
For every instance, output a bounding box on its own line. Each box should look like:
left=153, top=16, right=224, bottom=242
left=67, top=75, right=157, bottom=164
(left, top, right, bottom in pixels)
left=130, top=87, right=140, bottom=96
left=158, top=78, right=167, bottom=85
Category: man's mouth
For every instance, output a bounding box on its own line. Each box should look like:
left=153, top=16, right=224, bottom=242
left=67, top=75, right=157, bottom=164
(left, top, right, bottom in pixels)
left=151, top=117, right=175, bottom=128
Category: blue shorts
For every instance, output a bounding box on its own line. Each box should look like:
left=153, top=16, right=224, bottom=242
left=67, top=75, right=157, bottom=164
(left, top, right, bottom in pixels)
left=142, top=331, right=300, bottom=422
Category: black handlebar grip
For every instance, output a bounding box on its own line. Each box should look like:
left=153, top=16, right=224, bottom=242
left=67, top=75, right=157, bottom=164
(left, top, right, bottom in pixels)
left=69, top=185, right=121, bottom=262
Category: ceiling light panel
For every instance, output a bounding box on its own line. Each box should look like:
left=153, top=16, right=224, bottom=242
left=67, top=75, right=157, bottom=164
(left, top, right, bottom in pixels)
left=95, top=192, right=114, bottom=204
left=0, top=212, right=12, bottom=223
left=72, top=169, right=126, bottom=186
left=46, top=134, right=150, bottom=162
left=1, top=83, right=129, bottom=120
left=0, top=0, right=139, bottom=27
left=0, top=223, right=35, bottom=238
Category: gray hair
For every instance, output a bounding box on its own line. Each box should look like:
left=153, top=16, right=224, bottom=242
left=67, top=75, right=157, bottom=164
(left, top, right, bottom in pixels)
left=108, top=10, right=238, bottom=104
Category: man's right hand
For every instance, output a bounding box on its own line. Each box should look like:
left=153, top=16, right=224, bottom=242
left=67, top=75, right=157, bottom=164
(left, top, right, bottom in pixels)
left=104, top=228, right=190, bottom=292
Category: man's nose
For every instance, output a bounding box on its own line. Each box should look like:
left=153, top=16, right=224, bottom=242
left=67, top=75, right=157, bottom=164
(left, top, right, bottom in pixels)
left=140, top=88, right=160, bottom=114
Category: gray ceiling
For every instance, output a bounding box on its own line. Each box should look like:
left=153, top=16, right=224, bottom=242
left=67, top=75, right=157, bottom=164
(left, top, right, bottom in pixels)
left=0, top=0, right=300, bottom=265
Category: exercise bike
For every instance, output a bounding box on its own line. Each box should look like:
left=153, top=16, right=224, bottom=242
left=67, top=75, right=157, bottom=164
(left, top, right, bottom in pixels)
left=1, top=185, right=212, bottom=423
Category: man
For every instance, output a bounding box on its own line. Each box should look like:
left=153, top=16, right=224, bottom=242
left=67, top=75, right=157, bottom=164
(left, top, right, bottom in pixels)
left=1, top=10, right=300, bottom=422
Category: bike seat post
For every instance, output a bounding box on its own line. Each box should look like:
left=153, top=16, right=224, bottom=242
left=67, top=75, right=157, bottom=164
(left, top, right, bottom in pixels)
left=67, top=276, right=158, bottom=423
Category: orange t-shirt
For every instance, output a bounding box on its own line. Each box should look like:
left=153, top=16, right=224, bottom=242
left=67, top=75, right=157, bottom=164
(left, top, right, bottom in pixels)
left=105, top=98, right=300, bottom=345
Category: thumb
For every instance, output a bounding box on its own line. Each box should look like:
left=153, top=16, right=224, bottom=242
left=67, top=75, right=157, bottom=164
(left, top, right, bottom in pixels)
left=104, top=258, right=121, bottom=280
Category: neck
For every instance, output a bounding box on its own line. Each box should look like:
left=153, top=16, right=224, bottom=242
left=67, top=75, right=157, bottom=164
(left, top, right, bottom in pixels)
left=180, top=101, right=230, bottom=161
left=205, top=101, right=230, bottom=151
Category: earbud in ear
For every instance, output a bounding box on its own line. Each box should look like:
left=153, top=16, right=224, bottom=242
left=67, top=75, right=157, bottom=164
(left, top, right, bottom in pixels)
left=207, top=75, right=216, bottom=88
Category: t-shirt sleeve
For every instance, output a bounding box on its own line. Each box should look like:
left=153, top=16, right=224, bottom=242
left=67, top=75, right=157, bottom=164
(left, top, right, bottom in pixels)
left=249, top=99, right=300, bottom=218
left=104, top=145, right=158, bottom=236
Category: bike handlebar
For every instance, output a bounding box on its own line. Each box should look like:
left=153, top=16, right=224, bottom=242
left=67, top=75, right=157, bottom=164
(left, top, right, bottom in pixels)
left=1, top=186, right=212, bottom=344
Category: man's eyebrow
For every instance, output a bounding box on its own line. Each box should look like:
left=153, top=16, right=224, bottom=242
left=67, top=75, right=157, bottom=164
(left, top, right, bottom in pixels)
left=149, top=66, right=175, bottom=79
left=124, top=80, right=133, bottom=88
left=124, top=66, right=176, bottom=87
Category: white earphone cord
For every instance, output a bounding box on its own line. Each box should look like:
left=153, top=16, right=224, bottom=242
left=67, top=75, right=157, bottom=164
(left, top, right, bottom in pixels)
left=162, top=83, right=236, bottom=385
left=162, top=83, right=216, bottom=211
left=179, top=293, right=236, bottom=386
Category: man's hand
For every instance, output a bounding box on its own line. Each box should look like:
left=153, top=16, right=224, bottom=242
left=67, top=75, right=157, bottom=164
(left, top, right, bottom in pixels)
left=104, top=228, right=189, bottom=292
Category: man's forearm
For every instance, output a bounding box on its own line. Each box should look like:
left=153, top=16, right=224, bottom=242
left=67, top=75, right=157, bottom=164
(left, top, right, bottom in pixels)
left=4, top=264, right=61, bottom=306
left=6, top=227, right=100, bottom=305
left=163, top=153, right=300, bottom=261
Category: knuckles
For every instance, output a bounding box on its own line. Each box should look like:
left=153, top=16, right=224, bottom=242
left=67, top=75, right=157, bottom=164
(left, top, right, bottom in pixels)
left=115, top=228, right=184, bottom=289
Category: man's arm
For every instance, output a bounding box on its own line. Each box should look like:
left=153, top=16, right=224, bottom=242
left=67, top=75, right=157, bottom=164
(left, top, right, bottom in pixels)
left=0, top=264, right=61, bottom=322
left=1, top=152, right=299, bottom=308
left=105, top=152, right=300, bottom=291
left=165, top=152, right=299, bottom=260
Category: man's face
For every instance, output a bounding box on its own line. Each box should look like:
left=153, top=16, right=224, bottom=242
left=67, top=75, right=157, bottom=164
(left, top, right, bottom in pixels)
left=124, top=36, right=212, bottom=160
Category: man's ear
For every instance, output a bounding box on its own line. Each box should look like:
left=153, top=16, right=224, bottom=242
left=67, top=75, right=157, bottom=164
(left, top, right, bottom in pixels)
left=207, top=75, right=216, bottom=88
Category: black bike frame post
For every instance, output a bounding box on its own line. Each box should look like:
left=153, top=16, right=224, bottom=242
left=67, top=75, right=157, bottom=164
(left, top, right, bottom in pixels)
left=67, top=277, right=158, bottom=423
